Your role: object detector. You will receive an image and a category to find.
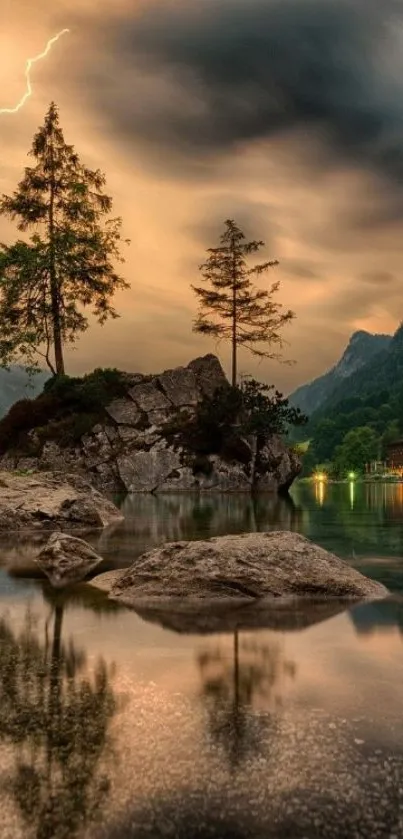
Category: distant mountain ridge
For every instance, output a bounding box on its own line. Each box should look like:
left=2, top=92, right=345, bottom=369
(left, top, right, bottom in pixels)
left=315, top=323, right=403, bottom=413
left=288, top=330, right=392, bottom=415
left=0, top=366, right=49, bottom=418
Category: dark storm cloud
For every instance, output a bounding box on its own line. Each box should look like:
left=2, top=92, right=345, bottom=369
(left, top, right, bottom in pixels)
left=187, top=198, right=281, bottom=250
left=101, top=0, right=403, bottom=185
left=360, top=270, right=396, bottom=285
left=313, top=276, right=402, bottom=321
left=282, top=259, right=321, bottom=280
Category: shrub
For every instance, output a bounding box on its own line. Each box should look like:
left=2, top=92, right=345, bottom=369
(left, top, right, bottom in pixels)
left=0, top=394, right=58, bottom=453
left=44, top=368, right=128, bottom=412
left=36, top=414, right=100, bottom=447
left=161, top=378, right=307, bottom=464
left=192, top=379, right=306, bottom=452
left=0, top=367, right=128, bottom=454
left=192, top=454, right=214, bottom=476
left=220, top=433, right=251, bottom=464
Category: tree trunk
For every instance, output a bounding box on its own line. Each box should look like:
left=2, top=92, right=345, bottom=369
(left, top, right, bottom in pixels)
left=248, top=433, right=258, bottom=489
left=49, top=136, right=65, bottom=375
left=232, top=322, right=237, bottom=387
left=47, top=605, right=64, bottom=778
left=231, top=243, right=237, bottom=387
left=234, top=629, right=239, bottom=707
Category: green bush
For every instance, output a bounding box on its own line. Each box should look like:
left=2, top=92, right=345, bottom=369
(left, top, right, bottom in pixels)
left=0, top=367, right=128, bottom=454
left=161, top=378, right=307, bottom=465
left=36, top=413, right=100, bottom=447
left=0, top=394, right=58, bottom=453
left=44, top=368, right=128, bottom=412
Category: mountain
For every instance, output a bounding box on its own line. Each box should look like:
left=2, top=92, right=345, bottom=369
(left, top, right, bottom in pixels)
left=288, top=330, right=392, bottom=415
left=315, top=324, right=403, bottom=414
left=299, top=322, right=403, bottom=472
left=0, top=366, right=49, bottom=418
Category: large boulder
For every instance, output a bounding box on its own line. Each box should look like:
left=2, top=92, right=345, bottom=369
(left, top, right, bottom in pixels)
left=0, top=471, right=123, bottom=531
left=95, top=531, right=388, bottom=604
left=36, top=532, right=104, bottom=587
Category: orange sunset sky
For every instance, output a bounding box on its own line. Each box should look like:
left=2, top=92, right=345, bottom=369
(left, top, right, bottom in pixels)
left=1, top=0, right=402, bottom=393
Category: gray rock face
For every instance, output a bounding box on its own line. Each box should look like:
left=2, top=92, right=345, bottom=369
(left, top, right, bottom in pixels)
left=158, top=367, right=199, bottom=407
left=197, top=457, right=253, bottom=491
left=129, top=381, right=172, bottom=414
left=105, top=398, right=142, bottom=426
left=106, top=531, right=388, bottom=603
left=187, top=353, right=227, bottom=396
left=117, top=447, right=182, bottom=492
left=36, top=532, right=104, bottom=587
left=1, top=355, right=301, bottom=494
left=255, top=436, right=301, bottom=492
left=0, top=471, right=123, bottom=531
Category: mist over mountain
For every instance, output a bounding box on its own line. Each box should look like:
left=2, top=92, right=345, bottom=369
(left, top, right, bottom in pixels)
left=288, top=330, right=392, bottom=415
left=0, top=367, right=49, bottom=418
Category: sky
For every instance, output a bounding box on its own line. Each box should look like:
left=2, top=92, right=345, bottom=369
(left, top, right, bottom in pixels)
left=1, top=0, right=403, bottom=393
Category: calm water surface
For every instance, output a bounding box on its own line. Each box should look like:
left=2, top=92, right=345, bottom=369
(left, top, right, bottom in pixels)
left=1, top=482, right=403, bottom=838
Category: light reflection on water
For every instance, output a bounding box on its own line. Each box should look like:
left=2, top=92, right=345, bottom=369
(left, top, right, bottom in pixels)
left=1, top=483, right=403, bottom=837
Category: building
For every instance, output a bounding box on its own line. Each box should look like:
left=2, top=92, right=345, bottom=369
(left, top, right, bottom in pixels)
left=385, top=439, right=403, bottom=471
left=366, top=460, right=387, bottom=474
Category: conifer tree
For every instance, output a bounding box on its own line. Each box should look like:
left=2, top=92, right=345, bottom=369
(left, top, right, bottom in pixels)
left=0, top=102, right=129, bottom=375
left=192, top=219, right=294, bottom=385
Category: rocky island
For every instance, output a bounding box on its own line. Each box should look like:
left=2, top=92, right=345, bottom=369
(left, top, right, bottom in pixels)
left=0, top=355, right=301, bottom=494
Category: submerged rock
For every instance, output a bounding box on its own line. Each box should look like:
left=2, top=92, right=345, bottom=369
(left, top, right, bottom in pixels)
left=36, top=531, right=104, bottom=587
left=92, top=531, right=388, bottom=605
left=0, top=471, right=123, bottom=531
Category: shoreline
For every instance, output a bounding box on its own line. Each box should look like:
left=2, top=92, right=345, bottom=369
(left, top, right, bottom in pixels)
left=298, top=477, right=403, bottom=485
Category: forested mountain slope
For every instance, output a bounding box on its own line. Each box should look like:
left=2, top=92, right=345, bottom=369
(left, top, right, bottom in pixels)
left=289, top=330, right=392, bottom=415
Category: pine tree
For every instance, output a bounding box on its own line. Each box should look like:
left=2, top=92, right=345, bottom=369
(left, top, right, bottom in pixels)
left=192, top=219, right=294, bottom=385
left=0, top=102, right=129, bottom=375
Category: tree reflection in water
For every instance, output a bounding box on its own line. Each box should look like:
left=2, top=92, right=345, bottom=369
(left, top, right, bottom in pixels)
left=197, top=633, right=296, bottom=771
left=0, top=598, right=117, bottom=839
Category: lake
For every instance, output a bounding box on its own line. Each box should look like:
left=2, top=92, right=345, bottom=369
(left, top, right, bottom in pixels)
left=1, top=482, right=403, bottom=839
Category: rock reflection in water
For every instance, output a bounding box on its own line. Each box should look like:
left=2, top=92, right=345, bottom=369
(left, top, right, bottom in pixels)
left=350, top=595, right=403, bottom=637
left=0, top=596, right=117, bottom=839
left=133, top=598, right=351, bottom=635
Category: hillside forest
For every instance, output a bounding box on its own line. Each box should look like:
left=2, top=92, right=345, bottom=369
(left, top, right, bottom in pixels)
left=290, top=325, right=403, bottom=478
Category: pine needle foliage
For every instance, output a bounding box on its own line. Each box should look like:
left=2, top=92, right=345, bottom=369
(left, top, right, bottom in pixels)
left=192, top=219, right=294, bottom=385
left=0, top=102, right=129, bottom=375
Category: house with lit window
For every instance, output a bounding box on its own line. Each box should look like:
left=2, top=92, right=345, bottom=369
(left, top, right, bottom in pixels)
left=385, top=440, right=403, bottom=474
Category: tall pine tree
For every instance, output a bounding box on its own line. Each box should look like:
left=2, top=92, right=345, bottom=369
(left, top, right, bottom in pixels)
left=0, top=102, right=129, bottom=375
left=192, top=219, right=294, bottom=385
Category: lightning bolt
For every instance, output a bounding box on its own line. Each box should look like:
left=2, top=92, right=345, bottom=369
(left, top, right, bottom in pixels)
left=0, top=29, right=70, bottom=115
